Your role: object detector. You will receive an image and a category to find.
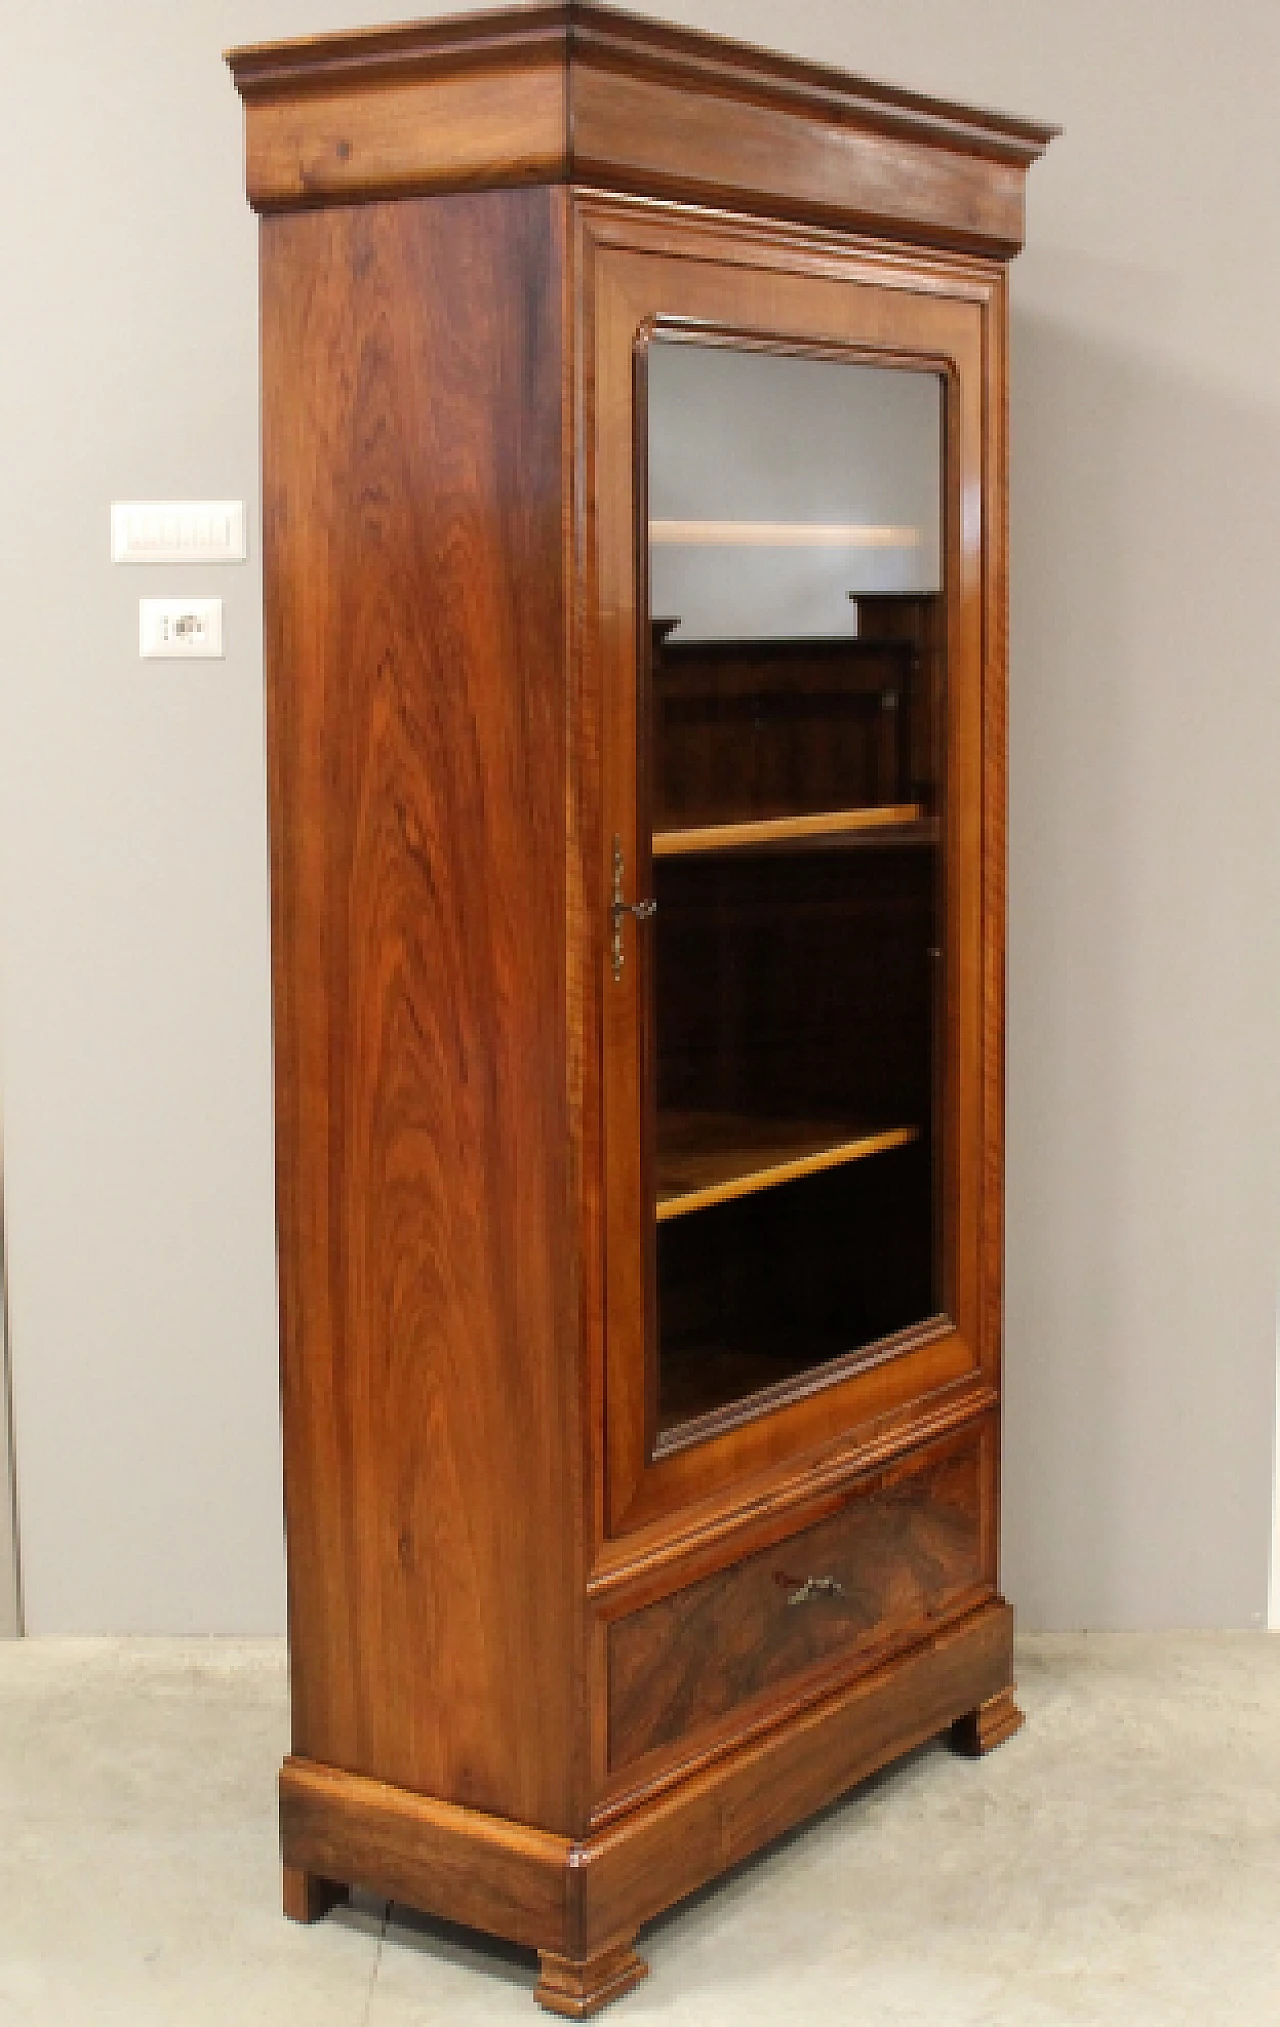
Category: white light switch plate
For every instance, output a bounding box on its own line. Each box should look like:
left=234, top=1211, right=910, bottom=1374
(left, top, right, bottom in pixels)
left=112, top=501, right=246, bottom=563
left=139, top=598, right=224, bottom=659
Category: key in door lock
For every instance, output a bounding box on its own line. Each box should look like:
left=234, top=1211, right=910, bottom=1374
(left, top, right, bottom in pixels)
left=611, top=835, right=657, bottom=982
left=779, top=1574, right=845, bottom=1607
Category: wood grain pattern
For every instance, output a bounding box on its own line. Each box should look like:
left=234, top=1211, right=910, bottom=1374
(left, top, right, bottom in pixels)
left=653, top=805, right=924, bottom=856
left=588, top=1377, right=996, bottom=1608
left=570, top=59, right=1029, bottom=254
left=277, top=1599, right=1014, bottom=1967
left=535, top=1942, right=648, bottom=2018
left=241, top=62, right=566, bottom=212
left=280, top=1756, right=574, bottom=1952
left=580, top=1598, right=1014, bottom=1942
left=950, top=1684, right=1024, bottom=1754
left=656, top=1112, right=918, bottom=1221
left=228, top=2, right=1054, bottom=161
left=281, top=1865, right=347, bottom=1924
left=228, top=2, right=1056, bottom=251
left=607, top=1423, right=985, bottom=1772
left=979, top=269, right=1011, bottom=1415
left=262, top=187, right=581, bottom=1834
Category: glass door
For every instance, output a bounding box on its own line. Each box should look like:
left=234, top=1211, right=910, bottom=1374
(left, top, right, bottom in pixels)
left=588, top=207, right=991, bottom=1538
left=643, top=339, right=945, bottom=1441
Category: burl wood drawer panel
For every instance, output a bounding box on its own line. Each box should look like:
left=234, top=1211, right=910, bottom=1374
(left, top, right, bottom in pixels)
left=608, top=1423, right=989, bottom=1774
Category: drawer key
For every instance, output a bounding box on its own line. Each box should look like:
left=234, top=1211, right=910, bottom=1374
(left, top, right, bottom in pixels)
left=779, top=1573, right=845, bottom=1607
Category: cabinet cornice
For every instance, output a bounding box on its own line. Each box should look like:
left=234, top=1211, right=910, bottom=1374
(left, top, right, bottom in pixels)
left=227, top=0, right=1056, bottom=253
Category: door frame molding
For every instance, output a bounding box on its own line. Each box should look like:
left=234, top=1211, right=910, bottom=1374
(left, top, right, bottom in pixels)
left=584, top=197, right=1002, bottom=1550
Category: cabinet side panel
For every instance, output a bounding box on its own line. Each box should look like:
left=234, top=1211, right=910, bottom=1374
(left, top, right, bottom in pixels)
left=262, top=189, right=578, bottom=1832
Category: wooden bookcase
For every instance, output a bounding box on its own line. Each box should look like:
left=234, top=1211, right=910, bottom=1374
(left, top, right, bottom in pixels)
left=228, top=6, right=1054, bottom=2014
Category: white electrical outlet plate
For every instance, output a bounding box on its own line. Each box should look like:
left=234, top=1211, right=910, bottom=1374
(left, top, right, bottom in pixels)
left=112, top=501, right=246, bottom=564
left=139, top=598, right=224, bottom=659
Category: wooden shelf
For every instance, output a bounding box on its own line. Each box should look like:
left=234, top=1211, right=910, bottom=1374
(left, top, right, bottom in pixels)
left=656, top=1112, right=919, bottom=1222
left=653, top=803, right=924, bottom=857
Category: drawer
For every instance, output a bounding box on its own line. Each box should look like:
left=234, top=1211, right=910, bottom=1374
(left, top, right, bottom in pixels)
left=607, top=1422, right=990, bottom=1777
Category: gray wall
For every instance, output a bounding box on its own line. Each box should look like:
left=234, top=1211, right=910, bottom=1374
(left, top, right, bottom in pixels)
left=0, top=1204, right=19, bottom=1635
left=0, top=0, right=1276, bottom=1633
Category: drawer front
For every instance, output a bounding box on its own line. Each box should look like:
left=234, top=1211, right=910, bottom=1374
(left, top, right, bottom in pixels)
left=607, top=1423, right=989, bottom=1776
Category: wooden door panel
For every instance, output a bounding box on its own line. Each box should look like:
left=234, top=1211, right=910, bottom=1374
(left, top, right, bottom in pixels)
left=580, top=197, right=1003, bottom=1550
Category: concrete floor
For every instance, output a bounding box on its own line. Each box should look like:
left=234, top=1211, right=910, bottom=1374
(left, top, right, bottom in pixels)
left=0, top=1636, right=1277, bottom=2025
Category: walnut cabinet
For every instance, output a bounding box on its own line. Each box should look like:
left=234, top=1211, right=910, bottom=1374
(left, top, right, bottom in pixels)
left=228, top=7, right=1054, bottom=2014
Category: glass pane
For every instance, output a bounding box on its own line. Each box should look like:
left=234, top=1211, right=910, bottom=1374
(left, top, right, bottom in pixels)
left=645, top=338, right=945, bottom=1440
